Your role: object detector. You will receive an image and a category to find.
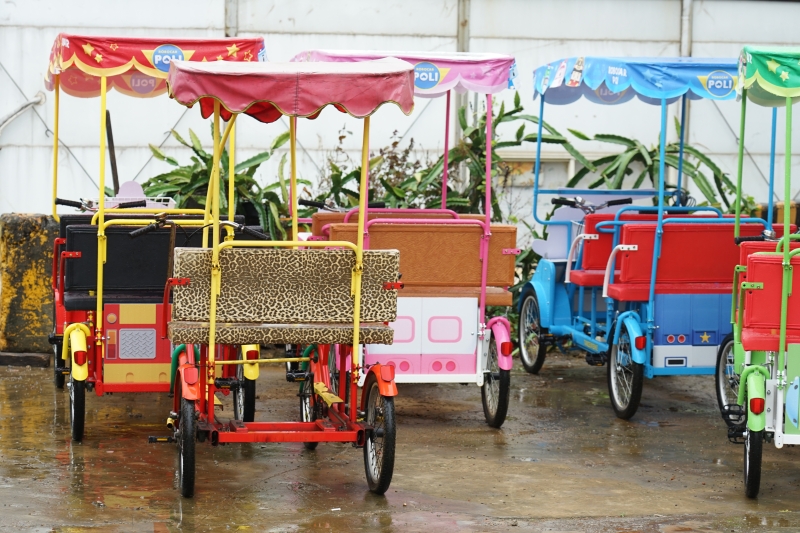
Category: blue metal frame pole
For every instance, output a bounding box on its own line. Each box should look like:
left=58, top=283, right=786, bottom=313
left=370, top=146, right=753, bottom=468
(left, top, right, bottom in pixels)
left=532, top=93, right=547, bottom=226
left=767, top=106, right=778, bottom=231
left=676, top=94, right=687, bottom=206
left=647, top=99, right=668, bottom=328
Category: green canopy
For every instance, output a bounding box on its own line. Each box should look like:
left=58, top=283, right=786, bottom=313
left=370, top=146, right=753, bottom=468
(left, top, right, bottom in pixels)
left=739, top=46, right=800, bottom=107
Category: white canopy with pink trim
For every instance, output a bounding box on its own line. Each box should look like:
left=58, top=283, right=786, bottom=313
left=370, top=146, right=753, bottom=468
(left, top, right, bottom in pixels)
left=292, top=50, right=516, bottom=97
left=166, top=58, right=416, bottom=122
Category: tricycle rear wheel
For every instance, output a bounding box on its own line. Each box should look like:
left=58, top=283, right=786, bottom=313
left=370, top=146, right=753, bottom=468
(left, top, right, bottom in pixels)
left=744, top=428, right=763, bottom=499
left=300, top=378, right=318, bottom=451
left=363, top=372, right=396, bottom=494
left=607, top=323, right=643, bottom=420
left=481, top=334, right=510, bottom=428
left=233, top=349, right=256, bottom=422
left=54, top=340, right=66, bottom=389
left=715, top=333, right=744, bottom=428
left=178, top=397, right=196, bottom=498
left=69, top=375, right=85, bottom=442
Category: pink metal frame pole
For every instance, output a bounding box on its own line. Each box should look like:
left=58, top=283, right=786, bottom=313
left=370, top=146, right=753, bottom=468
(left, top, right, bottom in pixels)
left=441, top=90, right=451, bottom=209
left=479, top=94, right=493, bottom=324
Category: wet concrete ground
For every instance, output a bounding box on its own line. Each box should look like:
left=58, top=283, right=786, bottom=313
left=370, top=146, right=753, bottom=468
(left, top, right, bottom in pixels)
left=1, top=353, right=800, bottom=532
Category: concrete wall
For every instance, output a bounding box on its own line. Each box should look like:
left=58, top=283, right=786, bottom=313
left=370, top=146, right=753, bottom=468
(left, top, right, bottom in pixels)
left=2, top=0, right=799, bottom=240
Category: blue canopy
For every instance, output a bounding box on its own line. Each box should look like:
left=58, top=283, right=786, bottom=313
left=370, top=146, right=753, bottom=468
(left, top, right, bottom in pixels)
left=533, top=57, right=738, bottom=105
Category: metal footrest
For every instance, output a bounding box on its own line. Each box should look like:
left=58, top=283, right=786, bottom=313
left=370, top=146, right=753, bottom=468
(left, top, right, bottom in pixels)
left=214, top=377, right=240, bottom=390
left=728, top=425, right=746, bottom=444
left=148, top=436, right=176, bottom=444
left=285, top=371, right=309, bottom=383
left=722, top=404, right=745, bottom=418
left=585, top=352, right=607, bottom=366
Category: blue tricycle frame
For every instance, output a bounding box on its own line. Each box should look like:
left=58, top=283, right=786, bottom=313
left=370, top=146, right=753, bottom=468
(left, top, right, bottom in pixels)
left=517, top=57, right=773, bottom=419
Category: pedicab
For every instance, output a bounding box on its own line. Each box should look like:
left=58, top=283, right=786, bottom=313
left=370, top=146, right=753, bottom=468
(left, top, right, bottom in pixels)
left=162, top=57, right=413, bottom=497
left=293, top=50, right=518, bottom=427
left=724, top=46, right=800, bottom=498
left=519, top=57, right=774, bottom=419
left=45, top=34, right=267, bottom=441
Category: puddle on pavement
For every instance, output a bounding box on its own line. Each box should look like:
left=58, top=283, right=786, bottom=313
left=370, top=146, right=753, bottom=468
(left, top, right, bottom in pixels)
left=1, top=354, right=800, bottom=531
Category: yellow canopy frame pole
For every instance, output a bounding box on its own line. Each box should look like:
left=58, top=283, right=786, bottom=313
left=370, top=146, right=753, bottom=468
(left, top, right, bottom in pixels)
left=51, top=75, right=60, bottom=221
left=203, top=111, right=222, bottom=248
left=225, top=120, right=237, bottom=241
left=290, top=116, right=299, bottom=243
left=207, top=101, right=226, bottom=385
left=95, top=76, right=109, bottom=350
left=351, top=116, right=370, bottom=373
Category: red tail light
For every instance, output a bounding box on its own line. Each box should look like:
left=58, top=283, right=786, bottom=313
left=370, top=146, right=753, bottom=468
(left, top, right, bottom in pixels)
left=73, top=350, right=87, bottom=366
left=750, top=397, right=765, bottom=415
left=246, top=349, right=259, bottom=360
left=634, top=336, right=646, bottom=350
left=500, top=341, right=513, bottom=356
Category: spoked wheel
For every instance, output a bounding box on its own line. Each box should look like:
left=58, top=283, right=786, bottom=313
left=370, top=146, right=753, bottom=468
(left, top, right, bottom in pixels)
left=363, top=372, right=396, bottom=495
left=519, top=291, right=547, bottom=374
left=481, top=334, right=511, bottom=428
left=54, top=340, right=66, bottom=389
left=744, top=428, right=763, bottom=499
left=68, top=375, right=85, bottom=442
left=178, top=397, right=196, bottom=498
left=715, top=334, right=744, bottom=428
left=607, top=323, right=644, bottom=420
left=233, top=348, right=256, bottom=422
left=300, top=377, right=318, bottom=451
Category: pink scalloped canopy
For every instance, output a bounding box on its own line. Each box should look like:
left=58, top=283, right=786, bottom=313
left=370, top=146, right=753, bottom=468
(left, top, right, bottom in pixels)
left=292, top=50, right=516, bottom=97
left=166, top=58, right=415, bottom=123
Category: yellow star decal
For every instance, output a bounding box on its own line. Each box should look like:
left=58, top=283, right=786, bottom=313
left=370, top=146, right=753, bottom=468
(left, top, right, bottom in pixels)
left=781, top=70, right=790, bottom=82
left=700, top=332, right=710, bottom=343
left=217, top=55, right=224, bottom=61
left=226, top=43, right=240, bottom=57
left=82, top=43, right=94, bottom=56
left=94, top=54, right=103, bottom=63
left=68, top=74, right=79, bottom=85
left=202, top=57, right=208, bottom=62
left=109, top=43, right=118, bottom=51
left=243, top=50, right=253, bottom=62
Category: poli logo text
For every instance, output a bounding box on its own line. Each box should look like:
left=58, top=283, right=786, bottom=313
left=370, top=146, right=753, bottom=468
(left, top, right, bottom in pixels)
left=703, top=70, right=735, bottom=97
left=415, top=62, right=441, bottom=90
left=153, top=44, right=184, bottom=73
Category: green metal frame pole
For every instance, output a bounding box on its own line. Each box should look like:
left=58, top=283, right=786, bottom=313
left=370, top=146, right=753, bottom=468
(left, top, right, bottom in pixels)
left=735, top=90, right=747, bottom=239
left=779, top=97, right=793, bottom=384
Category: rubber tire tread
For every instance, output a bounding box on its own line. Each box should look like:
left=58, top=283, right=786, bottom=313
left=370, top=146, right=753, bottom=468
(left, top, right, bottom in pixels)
left=519, top=291, right=547, bottom=374
left=70, top=378, right=85, bottom=442
left=363, top=373, right=396, bottom=495
left=54, top=341, right=65, bottom=389
left=744, top=429, right=763, bottom=499
left=179, top=397, right=196, bottom=498
left=242, top=378, right=256, bottom=423
left=481, top=334, right=511, bottom=428
left=715, top=333, right=742, bottom=428
left=607, top=323, right=644, bottom=420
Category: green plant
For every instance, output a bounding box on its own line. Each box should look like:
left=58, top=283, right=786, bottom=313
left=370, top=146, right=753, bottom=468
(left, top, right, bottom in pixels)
left=142, top=128, right=295, bottom=239
left=566, top=119, right=755, bottom=215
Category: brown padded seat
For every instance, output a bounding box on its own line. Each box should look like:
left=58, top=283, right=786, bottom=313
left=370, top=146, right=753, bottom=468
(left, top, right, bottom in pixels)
left=311, top=210, right=486, bottom=237
left=168, top=247, right=400, bottom=345
left=328, top=222, right=516, bottom=305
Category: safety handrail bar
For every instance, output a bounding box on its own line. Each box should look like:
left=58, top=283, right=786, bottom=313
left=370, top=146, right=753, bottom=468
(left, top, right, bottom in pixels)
left=602, top=244, right=638, bottom=298
left=90, top=208, right=206, bottom=225
left=343, top=207, right=460, bottom=224
left=564, top=233, right=598, bottom=284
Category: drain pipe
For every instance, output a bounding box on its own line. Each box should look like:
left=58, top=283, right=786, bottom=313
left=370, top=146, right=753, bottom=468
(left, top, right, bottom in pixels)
left=680, top=0, right=692, bottom=57
left=0, top=92, right=45, bottom=138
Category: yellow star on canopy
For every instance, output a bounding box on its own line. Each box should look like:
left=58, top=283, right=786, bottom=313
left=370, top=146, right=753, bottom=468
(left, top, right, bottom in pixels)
left=781, top=70, right=790, bottom=82
left=217, top=55, right=224, bottom=61
left=109, top=43, right=118, bottom=51
left=94, top=54, right=103, bottom=63
left=700, top=332, right=710, bottom=343
left=226, top=43, right=240, bottom=57
left=243, top=50, right=253, bottom=62
left=82, top=43, right=94, bottom=56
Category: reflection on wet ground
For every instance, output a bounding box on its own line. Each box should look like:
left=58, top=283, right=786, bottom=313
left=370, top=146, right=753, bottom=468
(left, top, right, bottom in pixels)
left=1, top=353, right=800, bottom=532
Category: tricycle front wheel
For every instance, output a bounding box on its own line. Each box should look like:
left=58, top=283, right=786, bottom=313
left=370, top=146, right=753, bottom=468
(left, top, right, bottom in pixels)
left=519, top=291, right=547, bottom=374
left=481, top=334, right=510, bottom=428
left=744, top=428, right=763, bottom=499
left=178, top=397, right=196, bottom=498
left=715, top=334, right=744, bottom=428
left=69, top=376, right=85, bottom=442
left=363, top=373, right=396, bottom=495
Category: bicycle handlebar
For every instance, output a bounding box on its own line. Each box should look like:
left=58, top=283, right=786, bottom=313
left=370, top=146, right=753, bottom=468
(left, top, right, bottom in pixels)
left=734, top=235, right=767, bottom=244
left=129, top=223, right=160, bottom=239
left=551, top=197, right=578, bottom=208
left=298, top=199, right=326, bottom=209
left=55, top=198, right=83, bottom=209
left=116, top=200, right=147, bottom=209
left=604, top=198, right=633, bottom=208
left=241, top=226, right=268, bottom=240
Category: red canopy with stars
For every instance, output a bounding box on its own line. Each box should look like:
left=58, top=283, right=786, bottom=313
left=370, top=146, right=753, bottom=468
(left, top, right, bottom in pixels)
left=45, top=34, right=266, bottom=98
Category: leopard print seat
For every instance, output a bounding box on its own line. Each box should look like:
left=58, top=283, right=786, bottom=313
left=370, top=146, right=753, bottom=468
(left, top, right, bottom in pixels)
left=168, top=247, right=399, bottom=346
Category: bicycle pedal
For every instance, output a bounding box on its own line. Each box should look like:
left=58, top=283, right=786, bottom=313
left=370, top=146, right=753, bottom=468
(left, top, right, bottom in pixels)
left=148, top=436, right=175, bottom=444
left=722, top=404, right=745, bottom=417
left=728, top=426, right=746, bottom=444
left=585, top=353, right=606, bottom=366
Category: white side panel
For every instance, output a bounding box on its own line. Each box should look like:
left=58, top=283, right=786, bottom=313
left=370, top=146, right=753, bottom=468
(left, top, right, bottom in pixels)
left=420, top=297, right=478, bottom=355
left=653, top=345, right=717, bottom=368
left=368, top=298, right=422, bottom=355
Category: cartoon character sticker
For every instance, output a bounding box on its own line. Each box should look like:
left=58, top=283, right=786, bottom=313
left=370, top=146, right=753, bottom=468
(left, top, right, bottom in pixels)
left=566, top=57, right=585, bottom=88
